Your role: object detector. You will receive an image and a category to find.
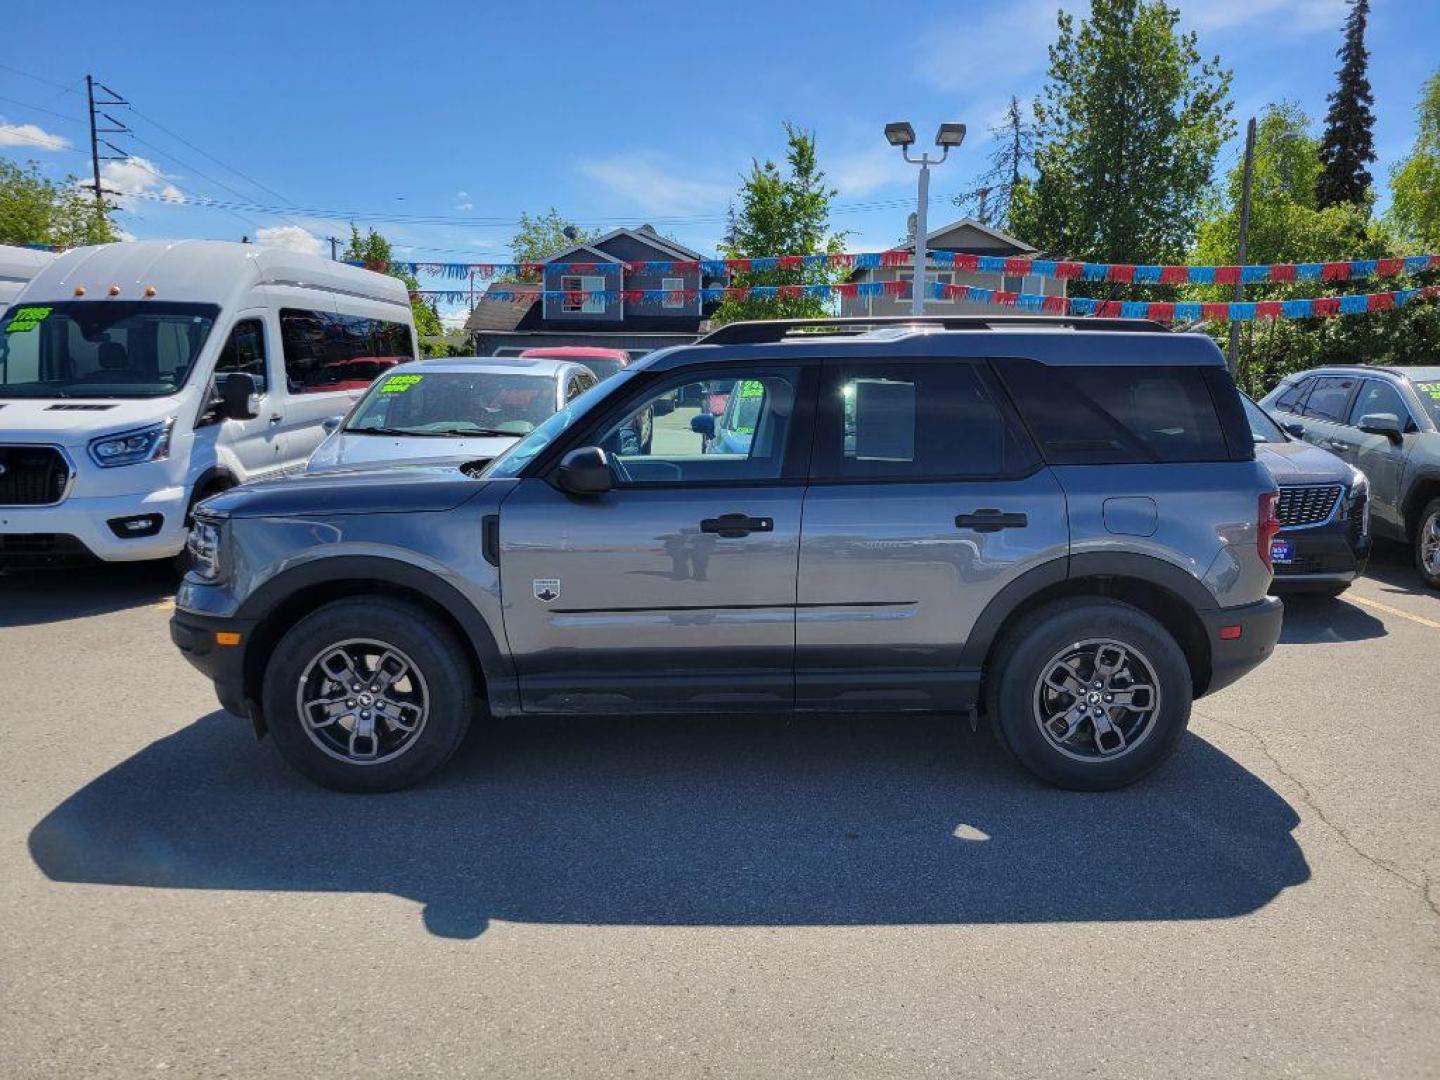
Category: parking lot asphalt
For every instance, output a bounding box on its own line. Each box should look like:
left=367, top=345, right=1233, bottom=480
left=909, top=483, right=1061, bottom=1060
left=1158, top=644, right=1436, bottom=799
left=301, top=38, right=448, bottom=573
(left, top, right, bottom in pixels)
left=2, top=547, right=1438, bottom=1080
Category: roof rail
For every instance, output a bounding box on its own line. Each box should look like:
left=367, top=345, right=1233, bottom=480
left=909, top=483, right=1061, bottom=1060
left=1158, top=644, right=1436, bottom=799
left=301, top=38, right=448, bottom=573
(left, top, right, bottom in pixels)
left=695, top=314, right=1172, bottom=346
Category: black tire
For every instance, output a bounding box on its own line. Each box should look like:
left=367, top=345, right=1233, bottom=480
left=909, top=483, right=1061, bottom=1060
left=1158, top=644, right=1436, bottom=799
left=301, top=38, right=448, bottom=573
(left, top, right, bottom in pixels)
left=986, top=598, right=1193, bottom=791
left=1415, top=497, right=1440, bottom=591
left=262, top=596, right=475, bottom=792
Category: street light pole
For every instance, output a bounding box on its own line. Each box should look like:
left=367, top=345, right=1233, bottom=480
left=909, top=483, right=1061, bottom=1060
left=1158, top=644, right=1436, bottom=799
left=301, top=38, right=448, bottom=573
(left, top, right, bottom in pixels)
left=1228, top=116, right=1257, bottom=376
left=886, top=122, right=966, bottom=317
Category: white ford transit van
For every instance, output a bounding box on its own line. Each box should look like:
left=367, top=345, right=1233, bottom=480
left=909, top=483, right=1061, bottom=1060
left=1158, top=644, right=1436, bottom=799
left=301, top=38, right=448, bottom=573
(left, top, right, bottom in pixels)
left=0, top=240, right=416, bottom=568
left=0, top=244, right=55, bottom=309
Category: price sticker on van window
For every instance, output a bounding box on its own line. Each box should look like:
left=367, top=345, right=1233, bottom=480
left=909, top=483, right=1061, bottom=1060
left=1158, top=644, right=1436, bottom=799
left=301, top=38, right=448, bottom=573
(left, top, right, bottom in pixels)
left=5, top=306, right=52, bottom=333
left=1417, top=381, right=1440, bottom=401
left=380, top=374, right=423, bottom=393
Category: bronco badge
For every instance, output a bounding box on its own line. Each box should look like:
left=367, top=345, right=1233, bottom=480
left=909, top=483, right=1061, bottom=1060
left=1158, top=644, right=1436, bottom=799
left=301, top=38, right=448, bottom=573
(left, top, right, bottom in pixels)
left=532, top=578, right=561, bottom=603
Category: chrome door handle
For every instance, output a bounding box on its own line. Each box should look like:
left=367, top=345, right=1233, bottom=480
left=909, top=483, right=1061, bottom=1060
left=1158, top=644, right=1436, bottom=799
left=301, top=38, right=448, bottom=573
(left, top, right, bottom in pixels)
left=1327, top=440, right=1352, bottom=452
left=268, top=414, right=283, bottom=425
left=700, top=513, right=773, bottom=538
left=956, top=509, right=1029, bottom=532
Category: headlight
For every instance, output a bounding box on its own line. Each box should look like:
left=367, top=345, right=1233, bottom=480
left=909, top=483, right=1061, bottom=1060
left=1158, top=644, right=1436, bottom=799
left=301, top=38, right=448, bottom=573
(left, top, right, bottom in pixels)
left=88, top=419, right=174, bottom=468
left=186, top=518, right=224, bottom=581
left=1347, top=466, right=1368, bottom=494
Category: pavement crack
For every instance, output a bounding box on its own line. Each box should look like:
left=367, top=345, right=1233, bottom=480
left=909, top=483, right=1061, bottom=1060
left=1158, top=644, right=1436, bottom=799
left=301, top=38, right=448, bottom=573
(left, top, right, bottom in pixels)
left=1196, top=708, right=1440, bottom=927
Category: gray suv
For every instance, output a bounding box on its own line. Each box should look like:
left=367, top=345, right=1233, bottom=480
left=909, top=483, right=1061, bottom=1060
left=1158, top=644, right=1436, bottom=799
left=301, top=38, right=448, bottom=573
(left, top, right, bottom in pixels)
left=1259, top=365, right=1440, bottom=589
left=171, top=316, right=1284, bottom=793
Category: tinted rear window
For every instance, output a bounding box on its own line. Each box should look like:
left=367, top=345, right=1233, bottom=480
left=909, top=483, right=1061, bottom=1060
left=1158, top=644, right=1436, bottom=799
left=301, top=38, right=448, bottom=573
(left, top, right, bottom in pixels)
left=995, top=359, right=1241, bottom=464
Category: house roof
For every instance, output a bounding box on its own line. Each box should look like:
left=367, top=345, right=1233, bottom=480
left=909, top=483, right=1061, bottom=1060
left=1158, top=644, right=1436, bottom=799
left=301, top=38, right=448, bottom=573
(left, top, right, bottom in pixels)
left=921, top=217, right=1038, bottom=254
left=463, top=284, right=537, bottom=333
left=585, top=225, right=704, bottom=262
left=535, top=242, right=622, bottom=266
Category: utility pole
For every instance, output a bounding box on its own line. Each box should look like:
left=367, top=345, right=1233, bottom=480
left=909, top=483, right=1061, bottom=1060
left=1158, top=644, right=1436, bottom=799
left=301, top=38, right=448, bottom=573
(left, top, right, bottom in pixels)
left=328, top=236, right=340, bottom=261
left=1228, top=116, right=1257, bottom=376
left=85, top=75, right=130, bottom=212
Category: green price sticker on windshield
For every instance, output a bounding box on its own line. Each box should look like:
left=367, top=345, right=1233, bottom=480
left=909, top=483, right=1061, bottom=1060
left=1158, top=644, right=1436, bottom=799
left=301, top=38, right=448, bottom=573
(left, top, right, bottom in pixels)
left=380, top=374, right=423, bottom=393
left=738, top=379, right=765, bottom=398
left=1417, top=381, right=1440, bottom=400
left=5, top=306, right=52, bottom=333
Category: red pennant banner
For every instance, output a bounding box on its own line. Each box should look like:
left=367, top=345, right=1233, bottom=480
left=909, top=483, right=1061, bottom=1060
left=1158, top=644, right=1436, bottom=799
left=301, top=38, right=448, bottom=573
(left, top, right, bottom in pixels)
left=1256, top=301, right=1284, bottom=319
left=1377, top=258, right=1405, bottom=277
left=880, top=250, right=909, bottom=267
left=1042, top=294, right=1068, bottom=313
left=1270, top=264, right=1297, bottom=282
left=1054, top=262, right=1084, bottom=279
left=1312, top=297, right=1342, bottom=316
left=1160, top=266, right=1189, bottom=285
left=1367, top=292, right=1396, bottom=311
left=1106, top=265, right=1136, bottom=283
left=1149, top=301, right=1176, bottom=321
left=1214, top=266, right=1242, bottom=285
left=1322, top=262, right=1351, bottom=281
left=777, top=255, right=803, bottom=271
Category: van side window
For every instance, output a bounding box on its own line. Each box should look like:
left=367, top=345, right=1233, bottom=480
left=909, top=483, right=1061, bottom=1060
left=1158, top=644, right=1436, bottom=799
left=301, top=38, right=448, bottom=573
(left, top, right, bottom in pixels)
left=817, top=361, right=1035, bottom=480
left=278, top=309, right=415, bottom=394
left=214, top=319, right=267, bottom=391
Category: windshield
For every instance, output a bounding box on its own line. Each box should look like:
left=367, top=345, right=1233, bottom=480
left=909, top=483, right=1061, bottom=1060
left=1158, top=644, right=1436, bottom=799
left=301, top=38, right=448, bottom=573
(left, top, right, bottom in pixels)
left=346, top=370, right=561, bottom=437
left=483, top=369, right=632, bottom=478
left=0, top=301, right=220, bottom=398
left=1242, top=394, right=1289, bottom=444
left=1414, top=378, right=1440, bottom=427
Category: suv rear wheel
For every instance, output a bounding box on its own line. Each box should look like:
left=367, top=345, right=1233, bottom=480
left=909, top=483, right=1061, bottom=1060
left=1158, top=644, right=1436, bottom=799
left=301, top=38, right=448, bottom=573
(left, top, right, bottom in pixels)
left=1416, top=497, right=1440, bottom=590
left=262, top=597, right=474, bottom=792
left=987, top=598, right=1193, bottom=790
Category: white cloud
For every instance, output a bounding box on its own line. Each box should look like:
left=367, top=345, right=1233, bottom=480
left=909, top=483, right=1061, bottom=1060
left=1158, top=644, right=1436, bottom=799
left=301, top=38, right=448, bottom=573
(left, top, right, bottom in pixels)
left=576, top=151, right=731, bottom=217
left=828, top=144, right=914, bottom=197
left=919, top=0, right=1077, bottom=93
left=456, top=201, right=474, bottom=211
left=253, top=224, right=325, bottom=257
left=440, top=308, right=471, bottom=330
left=0, top=121, right=70, bottom=152
left=456, top=190, right=468, bottom=199
left=97, top=156, right=187, bottom=208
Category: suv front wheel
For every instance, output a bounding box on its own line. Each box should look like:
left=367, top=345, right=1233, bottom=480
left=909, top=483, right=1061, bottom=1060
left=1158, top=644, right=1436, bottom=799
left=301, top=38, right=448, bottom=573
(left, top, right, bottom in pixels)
left=262, top=597, right=475, bottom=792
left=987, top=598, right=1193, bottom=790
left=1416, top=497, right=1440, bottom=590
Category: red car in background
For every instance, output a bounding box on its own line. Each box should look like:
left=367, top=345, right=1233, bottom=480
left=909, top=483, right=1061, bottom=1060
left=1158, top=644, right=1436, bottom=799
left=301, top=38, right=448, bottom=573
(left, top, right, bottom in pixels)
left=519, top=346, right=631, bottom=382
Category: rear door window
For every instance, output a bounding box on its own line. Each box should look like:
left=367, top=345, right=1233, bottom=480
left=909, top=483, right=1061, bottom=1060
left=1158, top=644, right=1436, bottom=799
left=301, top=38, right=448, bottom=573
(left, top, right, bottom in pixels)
left=814, top=361, right=1038, bottom=480
left=995, top=359, right=1235, bottom=464
left=1300, top=376, right=1358, bottom=422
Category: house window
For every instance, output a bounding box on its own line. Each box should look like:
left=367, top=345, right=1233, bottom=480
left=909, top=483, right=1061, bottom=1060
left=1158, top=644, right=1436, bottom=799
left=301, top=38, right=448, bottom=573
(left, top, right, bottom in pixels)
left=662, top=276, right=686, bottom=309
left=899, top=270, right=954, bottom=300
left=561, top=275, right=605, bottom=315
left=1002, top=274, right=1024, bottom=295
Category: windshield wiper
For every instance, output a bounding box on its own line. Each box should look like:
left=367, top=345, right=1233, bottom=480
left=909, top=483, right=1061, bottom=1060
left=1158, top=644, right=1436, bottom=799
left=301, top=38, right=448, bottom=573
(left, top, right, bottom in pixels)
left=346, top=425, right=517, bottom=438
left=344, top=426, right=418, bottom=436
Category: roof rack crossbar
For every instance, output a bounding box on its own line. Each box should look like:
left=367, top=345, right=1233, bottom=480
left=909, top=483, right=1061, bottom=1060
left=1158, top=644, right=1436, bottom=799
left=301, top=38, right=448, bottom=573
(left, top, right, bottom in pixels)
left=696, top=314, right=1171, bottom=346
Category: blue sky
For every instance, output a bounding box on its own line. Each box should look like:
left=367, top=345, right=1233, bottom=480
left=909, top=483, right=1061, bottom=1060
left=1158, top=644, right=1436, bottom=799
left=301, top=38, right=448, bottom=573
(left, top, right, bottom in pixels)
left=2, top=0, right=1436, bottom=326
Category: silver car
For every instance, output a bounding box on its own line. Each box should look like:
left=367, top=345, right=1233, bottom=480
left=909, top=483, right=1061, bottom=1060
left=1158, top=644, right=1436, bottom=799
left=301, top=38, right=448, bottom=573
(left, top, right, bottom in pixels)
left=305, top=357, right=598, bottom=474
left=1260, top=365, right=1440, bottom=589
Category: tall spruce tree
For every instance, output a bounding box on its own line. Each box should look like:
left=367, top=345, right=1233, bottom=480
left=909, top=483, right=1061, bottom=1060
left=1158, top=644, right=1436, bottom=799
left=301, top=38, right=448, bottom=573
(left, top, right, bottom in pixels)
left=1315, top=0, right=1377, bottom=208
left=953, top=97, right=1035, bottom=231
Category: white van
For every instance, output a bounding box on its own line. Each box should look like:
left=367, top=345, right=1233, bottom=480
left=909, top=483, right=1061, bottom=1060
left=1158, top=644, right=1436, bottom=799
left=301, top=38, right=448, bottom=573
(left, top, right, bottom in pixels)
left=0, top=244, right=55, bottom=309
left=0, top=240, right=416, bottom=568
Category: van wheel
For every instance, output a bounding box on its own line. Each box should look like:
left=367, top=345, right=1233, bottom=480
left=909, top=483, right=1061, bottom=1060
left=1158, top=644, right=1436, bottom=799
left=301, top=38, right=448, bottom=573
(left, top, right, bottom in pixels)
left=262, top=597, right=474, bottom=792
left=986, top=598, right=1192, bottom=791
left=1416, top=498, right=1440, bottom=590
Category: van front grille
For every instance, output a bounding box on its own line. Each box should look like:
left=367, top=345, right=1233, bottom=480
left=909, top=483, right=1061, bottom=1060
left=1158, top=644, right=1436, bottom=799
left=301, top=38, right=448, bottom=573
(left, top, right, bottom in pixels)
left=0, top=446, right=71, bottom=506
left=1277, top=484, right=1341, bottom=527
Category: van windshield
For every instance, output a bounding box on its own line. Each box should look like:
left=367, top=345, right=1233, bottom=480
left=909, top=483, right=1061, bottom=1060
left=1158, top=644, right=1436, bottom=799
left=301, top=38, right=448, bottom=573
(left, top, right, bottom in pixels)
left=0, top=301, right=220, bottom=398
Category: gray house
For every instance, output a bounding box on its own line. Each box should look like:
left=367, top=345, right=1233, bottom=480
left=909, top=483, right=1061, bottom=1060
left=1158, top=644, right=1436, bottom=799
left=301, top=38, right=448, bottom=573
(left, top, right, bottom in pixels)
left=839, top=217, right=1066, bottom=318
left=466, top=225, right=720, bottom=357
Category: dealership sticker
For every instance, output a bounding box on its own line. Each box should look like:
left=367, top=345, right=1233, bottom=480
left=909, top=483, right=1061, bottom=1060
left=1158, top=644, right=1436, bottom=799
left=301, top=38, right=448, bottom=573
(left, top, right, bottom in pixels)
left=5, top=306, right=52, bottom=333
left=380, top=374, right=423, bottom=393
left=1416, top=381, right=1440, bottom=400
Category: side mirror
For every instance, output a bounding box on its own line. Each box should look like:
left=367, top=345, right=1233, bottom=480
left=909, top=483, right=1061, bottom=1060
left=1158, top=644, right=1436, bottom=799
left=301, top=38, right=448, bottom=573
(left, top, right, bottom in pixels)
left=321, top=415, right=343, bottom=435
left=651, top=395, right=676, bottom=417
left=219, top=373, right=259, bottom=421
left=555, top=446, right=613, bottom=495
left=690, top=413, right=716, bottom=438
left=1358, top=412, right=1404, bottom=443
left=1282, top=421, right=1306, bottom=438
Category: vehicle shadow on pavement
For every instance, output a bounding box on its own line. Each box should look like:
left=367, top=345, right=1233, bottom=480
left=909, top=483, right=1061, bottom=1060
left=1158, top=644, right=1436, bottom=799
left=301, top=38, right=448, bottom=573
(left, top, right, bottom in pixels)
left=1359, top=539, right=1431, bottom=599
left=1278, top=595, right=1386, bottom=644
left=29, top=710, right=1310, bottom=940
left=0, top=563, right=176, bottom=628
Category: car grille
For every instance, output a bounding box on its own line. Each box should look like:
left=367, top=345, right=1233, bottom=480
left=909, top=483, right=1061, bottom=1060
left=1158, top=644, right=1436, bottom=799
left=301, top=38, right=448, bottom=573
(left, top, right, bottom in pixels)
left=0, top=445, right=71, bottom=506
left=1277, top=484, right=1341, bottom=527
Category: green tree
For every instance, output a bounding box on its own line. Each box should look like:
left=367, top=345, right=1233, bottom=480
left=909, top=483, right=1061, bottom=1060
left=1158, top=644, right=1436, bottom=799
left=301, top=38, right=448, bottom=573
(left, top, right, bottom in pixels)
left=0, top=159, right=116, bottom=248
left=342, top=224, right=446, bottom=354
left=953, top=96, right=1035, bottom=231
left=1010, top=0, right=1232, bottom=283
left=1388, top=70, right=1440, bottom=250
left=1315, top=0, right=1377, bottom=210
left=712, top=122, right=846, bottom=325
left=506, top=209, right=594, bottom=281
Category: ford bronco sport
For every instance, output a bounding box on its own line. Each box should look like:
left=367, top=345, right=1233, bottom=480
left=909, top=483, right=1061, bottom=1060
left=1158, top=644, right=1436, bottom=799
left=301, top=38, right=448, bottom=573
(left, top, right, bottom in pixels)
left=171, top=316, right=1284, bottom=792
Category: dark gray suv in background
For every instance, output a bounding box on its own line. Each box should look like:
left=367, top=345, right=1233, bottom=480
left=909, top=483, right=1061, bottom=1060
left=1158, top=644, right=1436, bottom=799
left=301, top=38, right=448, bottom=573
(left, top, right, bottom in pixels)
left=171, top=316, right=1284, bottom=793
left=1260, top=365, right=1440, bottom=589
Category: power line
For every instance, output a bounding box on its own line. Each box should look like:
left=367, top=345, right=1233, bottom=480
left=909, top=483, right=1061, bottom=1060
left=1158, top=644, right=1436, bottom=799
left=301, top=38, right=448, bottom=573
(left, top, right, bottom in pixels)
left=125, top=102, right=297, bottom=207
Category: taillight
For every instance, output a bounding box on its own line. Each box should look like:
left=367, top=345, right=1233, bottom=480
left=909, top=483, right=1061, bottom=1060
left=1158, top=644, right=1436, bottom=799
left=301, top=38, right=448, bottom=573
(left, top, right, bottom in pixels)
left=1258, top=491, right=1281, bottom=571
